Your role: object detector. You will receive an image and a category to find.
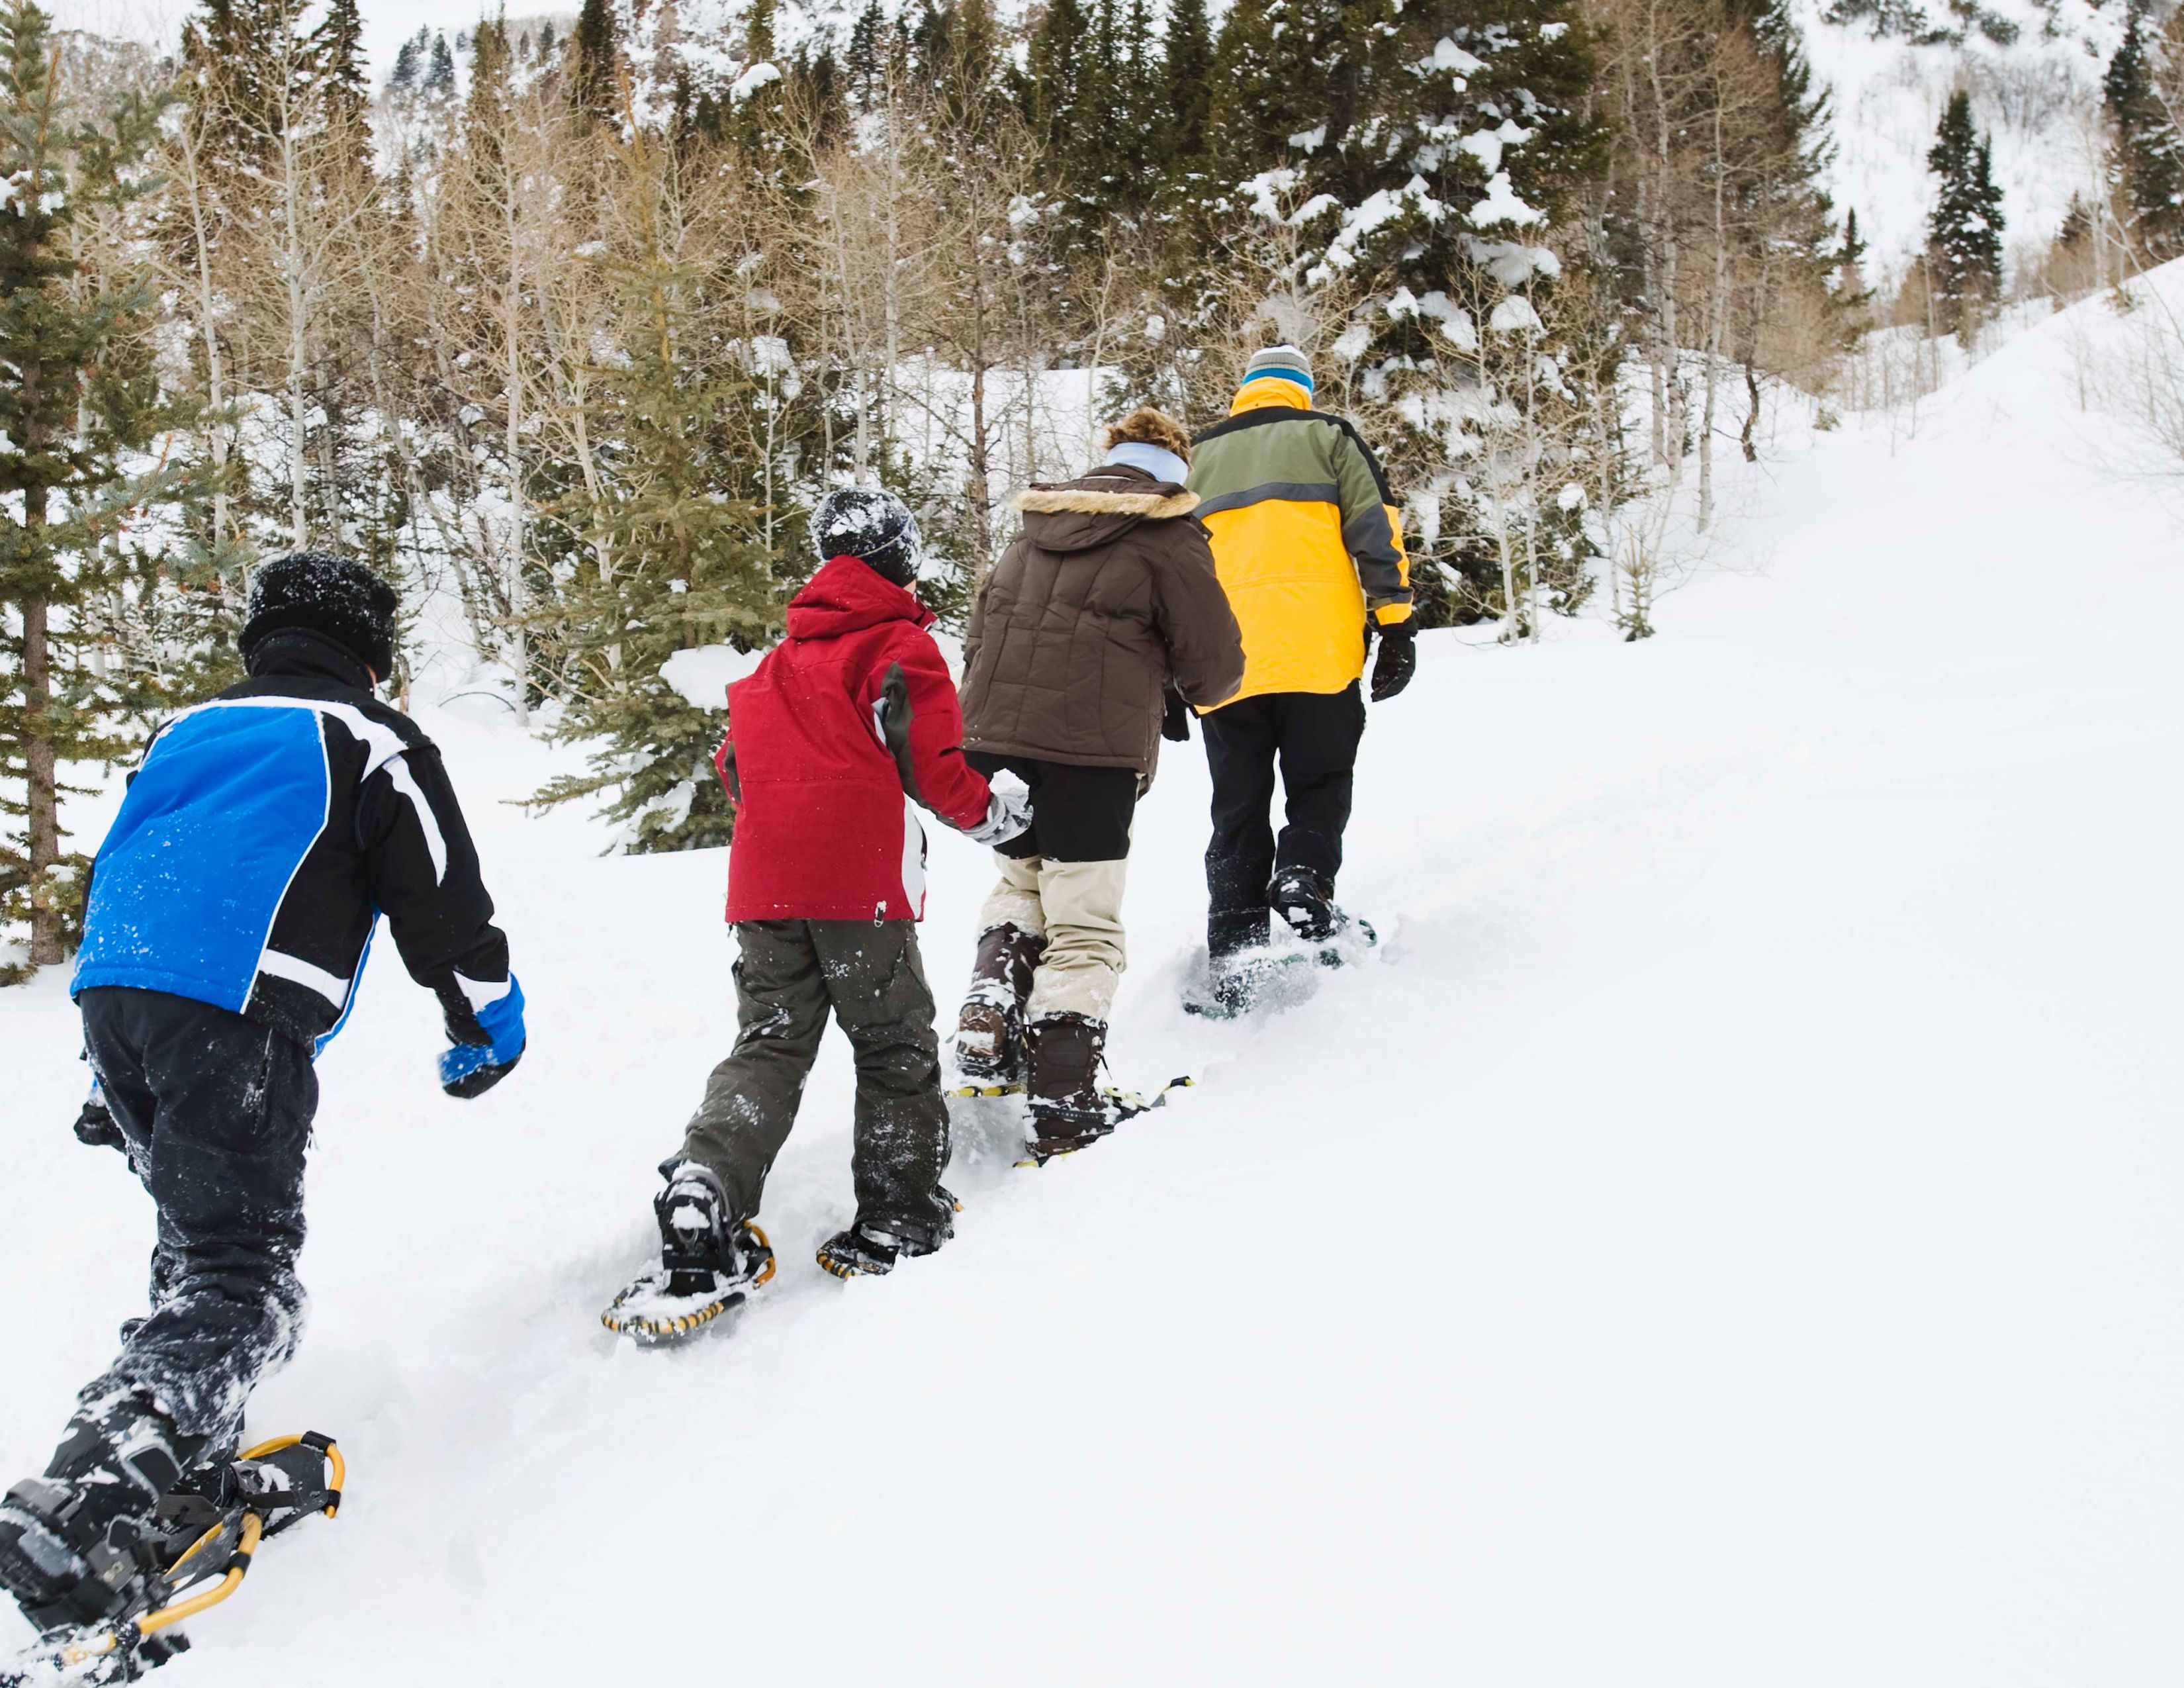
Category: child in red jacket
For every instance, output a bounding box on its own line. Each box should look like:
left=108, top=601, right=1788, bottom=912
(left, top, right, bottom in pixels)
left=606, top=490, right=1028, bottom=1340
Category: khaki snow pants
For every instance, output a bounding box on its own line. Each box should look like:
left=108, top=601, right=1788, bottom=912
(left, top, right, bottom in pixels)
left=676, top=919, right=949, bottom=1225
left=978, top=854, right=1130, bottom=1021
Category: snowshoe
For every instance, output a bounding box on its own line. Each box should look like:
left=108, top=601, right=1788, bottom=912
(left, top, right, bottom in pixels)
left=1016, top=1078, right=1193, bottom=1168
left=816, top=1190, right=960, bottom=1280
left=1183, top=949, right=1312, bottom=1019
left=602, top=1164, right=776, bottom=1345
left=1183, top=915, right=1378, bottom=1019
left=0, top=1433, right=341, bottom=1688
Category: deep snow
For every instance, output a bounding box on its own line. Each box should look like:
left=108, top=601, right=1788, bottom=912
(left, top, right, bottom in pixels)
left=5, top=277, right=2184, bottom=1685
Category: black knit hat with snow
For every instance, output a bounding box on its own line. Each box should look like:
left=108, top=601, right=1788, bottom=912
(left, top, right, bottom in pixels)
left=811, top=487, right=923, bottom=588
left=241, top=551, right=400, bottom=680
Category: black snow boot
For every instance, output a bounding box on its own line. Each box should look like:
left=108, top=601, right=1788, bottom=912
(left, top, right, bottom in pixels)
left=0, top=1389, right=208, bottom=1634
left=955, top=923, right=1046, bottom=1085
left=1024, top=1013, right=1113, bottom=1160
left=817, top=1188, right=960, bottom=1279
left=1267, top=865, right=1349, bottom=943
left=602, top=1162, right=776, bottom=1343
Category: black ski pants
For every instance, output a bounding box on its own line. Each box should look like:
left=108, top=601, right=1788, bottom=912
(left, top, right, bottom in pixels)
left=77, top=987, right=314, bottom=1450
left=676, top=919, right=950, bottom=1226
left=1202, top=683, right=1367, bottom=958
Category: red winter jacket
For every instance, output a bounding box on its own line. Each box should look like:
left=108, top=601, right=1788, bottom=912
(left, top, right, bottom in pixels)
left=717, top=555, right=992, bottom=923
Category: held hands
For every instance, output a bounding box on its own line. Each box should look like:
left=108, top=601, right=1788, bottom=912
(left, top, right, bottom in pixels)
left=440, top=976, right=528, bottom=1100
left=1369, top=620, right=1417, bottom=702
left=964, top=770, right=1033, bottom=847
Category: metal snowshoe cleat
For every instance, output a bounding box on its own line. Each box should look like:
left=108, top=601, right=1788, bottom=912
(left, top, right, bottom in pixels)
left=602, top=1163, right=777, bottom=1345
left=0, top=1433, right=342, bottom=1688
left=816, top=1190, right=960, bottom=1279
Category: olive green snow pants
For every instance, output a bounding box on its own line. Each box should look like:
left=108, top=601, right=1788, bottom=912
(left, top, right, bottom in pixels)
left=676, top=919, right=950, bottom=1224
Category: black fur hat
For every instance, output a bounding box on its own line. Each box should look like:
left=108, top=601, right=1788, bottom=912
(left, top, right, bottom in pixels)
left=241, top=551, right=399, bottom=679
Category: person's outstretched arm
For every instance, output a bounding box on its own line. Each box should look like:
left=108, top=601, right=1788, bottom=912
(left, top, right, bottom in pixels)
left=870, top=633, right=1026, bottom=844
left=359, top=741, right=525, bottom=1098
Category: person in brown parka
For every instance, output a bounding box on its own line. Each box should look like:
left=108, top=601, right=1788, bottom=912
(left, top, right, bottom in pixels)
left=955, top=407, right=1245, bottom=1158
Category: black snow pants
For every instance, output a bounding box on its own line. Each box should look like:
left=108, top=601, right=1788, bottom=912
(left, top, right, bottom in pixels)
left=674, top=919, right=950, bottom=1227
left=1201, top=683, right=1368, bottom=959
left=77, top=986, right=316, bottom=1450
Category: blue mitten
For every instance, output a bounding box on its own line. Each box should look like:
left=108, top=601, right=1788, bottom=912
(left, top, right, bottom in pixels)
left=440, top=976, right=527, bottom=1099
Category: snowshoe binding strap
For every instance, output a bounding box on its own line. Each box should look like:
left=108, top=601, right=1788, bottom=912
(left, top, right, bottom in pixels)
left=947, top=1080, right=1025, bottom=1100
left=230, top=1434, right=343, bottom=1537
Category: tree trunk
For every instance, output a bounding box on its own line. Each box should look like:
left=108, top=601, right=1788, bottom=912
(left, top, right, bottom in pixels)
left=283, top=125, right=311, bottom=547
left=1698, top=104, right=1729, bottom=532
left=178, top=120, right=232, bottom=550
left=503, top=164, right=529, bottom=725
left=968, top=263, right=993, bottom=573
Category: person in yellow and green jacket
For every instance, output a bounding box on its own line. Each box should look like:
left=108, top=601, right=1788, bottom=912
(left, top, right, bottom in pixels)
left=1186, top=345, right=1416, bottom=1009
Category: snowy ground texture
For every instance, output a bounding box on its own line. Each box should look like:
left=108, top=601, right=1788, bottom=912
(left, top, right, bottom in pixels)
left=5, top=277, right=2184, bottom=1685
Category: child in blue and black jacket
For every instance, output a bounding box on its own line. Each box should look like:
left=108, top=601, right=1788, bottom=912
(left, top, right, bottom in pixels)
left=0, top=551, right=525, bottom=1640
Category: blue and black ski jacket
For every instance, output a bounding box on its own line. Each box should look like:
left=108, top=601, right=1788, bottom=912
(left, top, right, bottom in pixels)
left=72, top=631, right=517, bottom=1053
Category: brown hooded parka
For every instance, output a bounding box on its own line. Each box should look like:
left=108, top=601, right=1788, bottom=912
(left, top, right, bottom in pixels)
left=959, top=463, right=1245, bottom=780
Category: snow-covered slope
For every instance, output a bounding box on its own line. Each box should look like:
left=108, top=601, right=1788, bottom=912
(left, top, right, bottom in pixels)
left=5, top=275, right=2183, bottom=1684
left=1801, top=0, right=2119, bottom=272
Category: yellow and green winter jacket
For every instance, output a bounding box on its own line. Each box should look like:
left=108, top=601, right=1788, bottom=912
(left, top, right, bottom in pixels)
left=1187, top=379, right=1412, bottom=706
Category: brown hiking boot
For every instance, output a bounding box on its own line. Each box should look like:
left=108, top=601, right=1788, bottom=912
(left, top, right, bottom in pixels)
left=1024, top=1012, right=1113, bottom=1159
left=956, top=923, right=1046, bottom=1084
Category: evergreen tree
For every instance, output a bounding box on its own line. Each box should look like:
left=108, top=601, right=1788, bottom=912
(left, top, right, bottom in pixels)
left=2103, top=1, right=2184, bottom=264
left=424, top=31, right=456, bottom=101
left=388, top=29, right=424, bottom=96
left=1024, top=0, right=1097, bottom=164
left=533, top=142, right=786, bottom=853
left=570, top=0, right=619, bottom=124
left=846, top=0, right=889, bottom=105
left=1925, top=89, right=2005, bottom=330
left=1838, top=207, right=1873, bottom=308
left=0, top=0, right=231, bottom=976
left=311, top=0, right=367, bottom=127
left=1165, top=0, right=1214, bottom=169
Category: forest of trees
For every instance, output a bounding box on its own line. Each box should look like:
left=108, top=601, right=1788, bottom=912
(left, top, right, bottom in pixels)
left=0, top=0, right=2152, bottom=974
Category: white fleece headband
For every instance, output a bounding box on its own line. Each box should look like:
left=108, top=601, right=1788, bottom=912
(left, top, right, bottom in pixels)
left=1105, top=440, right=1190, bottom=485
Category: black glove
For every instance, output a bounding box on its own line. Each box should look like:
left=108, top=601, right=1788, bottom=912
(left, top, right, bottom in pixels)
left=73, top=1083, right=125, bottom=1151
left=1369, top=621, right=1416, bottom=702
left=1161, top=684, right=1193, bottom=743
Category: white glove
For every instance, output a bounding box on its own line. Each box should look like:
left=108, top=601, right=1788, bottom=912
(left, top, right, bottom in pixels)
left=964, top=773, right=1032, bottom=847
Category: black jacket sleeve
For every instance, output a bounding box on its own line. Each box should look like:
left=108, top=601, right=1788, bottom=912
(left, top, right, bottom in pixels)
left=356, top=742, right=514, bottom=1042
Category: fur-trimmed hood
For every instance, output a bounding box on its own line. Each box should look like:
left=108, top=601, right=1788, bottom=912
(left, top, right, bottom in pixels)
left=1011, top=464, right=1199, bottom=552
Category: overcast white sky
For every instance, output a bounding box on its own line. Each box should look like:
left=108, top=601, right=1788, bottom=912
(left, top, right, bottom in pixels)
left=46, top=0, right=516, bottom=77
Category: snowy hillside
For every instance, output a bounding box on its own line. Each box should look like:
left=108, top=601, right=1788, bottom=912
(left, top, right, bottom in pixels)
left=1801, top=0, right=2116, bottom=271
left=5, top=275, right=2183, bottom=1683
